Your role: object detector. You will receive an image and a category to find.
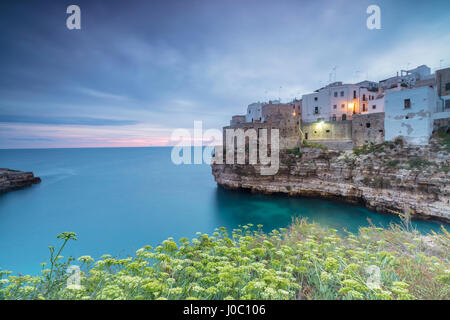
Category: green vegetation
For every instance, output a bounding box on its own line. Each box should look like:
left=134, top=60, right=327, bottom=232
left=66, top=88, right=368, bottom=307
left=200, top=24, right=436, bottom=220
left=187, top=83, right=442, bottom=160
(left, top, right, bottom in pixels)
left=407, top=158, right=434, bottom=170
left=286, top=148, right=302, bottom=157
left=371, top=177, right=391, bottom=189
left=385, top=159, right=400, bottom=168
left=361, top=176, right=391, bottom=189
left=1, top=220, right=448, bottom=300
left=302, top=140, right=328, bottom=151
left=285, top=185, right=292, bottom=191
left=437, top=128, right=450, bottom=152
left=353, top=141, right=398, bottom=156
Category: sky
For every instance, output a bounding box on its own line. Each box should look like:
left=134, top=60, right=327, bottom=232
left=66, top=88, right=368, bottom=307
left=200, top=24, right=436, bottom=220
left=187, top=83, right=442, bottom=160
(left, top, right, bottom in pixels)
left=0, top=0, right=449, bottom=149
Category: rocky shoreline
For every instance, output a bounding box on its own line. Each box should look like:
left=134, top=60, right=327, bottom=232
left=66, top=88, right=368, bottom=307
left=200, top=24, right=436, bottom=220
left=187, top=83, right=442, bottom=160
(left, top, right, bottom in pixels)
left=0, top=168, right=41, bottom=194
left=211, top=138, right=450, bottom=223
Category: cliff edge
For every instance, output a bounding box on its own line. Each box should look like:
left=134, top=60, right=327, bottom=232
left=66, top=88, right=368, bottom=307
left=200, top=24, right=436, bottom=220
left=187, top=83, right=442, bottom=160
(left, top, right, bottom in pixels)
left=0, top=168, right=41, bottom=194
left=212, top=135, right=450, bottom=223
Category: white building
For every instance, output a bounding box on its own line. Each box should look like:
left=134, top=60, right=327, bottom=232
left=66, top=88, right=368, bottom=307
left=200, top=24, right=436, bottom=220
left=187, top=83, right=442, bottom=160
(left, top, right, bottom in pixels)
left=384, top=86, right=438, bottom=145
left=301, top=82, right=379, bottom=123
left=366, top=93, right=385, bottom=113
left=245, top=102, right=263, bottom=123
left=379, top=65, right=433, bottom=90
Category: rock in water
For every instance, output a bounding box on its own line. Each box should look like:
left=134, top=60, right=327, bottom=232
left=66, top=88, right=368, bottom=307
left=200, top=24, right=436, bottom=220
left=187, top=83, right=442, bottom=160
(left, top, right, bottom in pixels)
left=0, top=168, right=41, bottom=194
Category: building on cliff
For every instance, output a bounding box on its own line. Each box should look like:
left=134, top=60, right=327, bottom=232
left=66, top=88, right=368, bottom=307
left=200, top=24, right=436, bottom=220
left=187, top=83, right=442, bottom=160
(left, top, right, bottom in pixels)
left=225, top=100, right=302, bottom=150
left=224, top=65, right=450, bottom=151
left=300, top=81, right=383, bottom=149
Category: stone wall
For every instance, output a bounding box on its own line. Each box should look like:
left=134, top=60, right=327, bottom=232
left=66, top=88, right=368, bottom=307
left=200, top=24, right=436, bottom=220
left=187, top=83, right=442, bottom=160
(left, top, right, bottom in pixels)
left=352, top=113, right=385, bottom=147
left=432, top=115, right=450, bottom=133
left=301, top=120, right=352, bottom=141
left=230, top=115, right=246, bottom=125
left=223, top=114, right=301, bottom=150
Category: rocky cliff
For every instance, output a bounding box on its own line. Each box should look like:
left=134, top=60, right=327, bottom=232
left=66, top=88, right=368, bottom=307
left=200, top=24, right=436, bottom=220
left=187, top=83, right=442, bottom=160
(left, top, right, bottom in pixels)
left=212, top=137, right=450, bottom=223
left=0, top=168, right=41, bottom=194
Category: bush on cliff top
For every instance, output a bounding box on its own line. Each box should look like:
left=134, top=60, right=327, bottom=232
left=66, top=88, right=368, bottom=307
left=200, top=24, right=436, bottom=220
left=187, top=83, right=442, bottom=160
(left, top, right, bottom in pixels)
left=0, top=219, right=449, bottom=300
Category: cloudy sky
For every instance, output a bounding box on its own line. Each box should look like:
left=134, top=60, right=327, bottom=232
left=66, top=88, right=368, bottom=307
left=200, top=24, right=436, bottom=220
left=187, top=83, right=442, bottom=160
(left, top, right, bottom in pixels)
left=1, top=0, right=449, bottom=148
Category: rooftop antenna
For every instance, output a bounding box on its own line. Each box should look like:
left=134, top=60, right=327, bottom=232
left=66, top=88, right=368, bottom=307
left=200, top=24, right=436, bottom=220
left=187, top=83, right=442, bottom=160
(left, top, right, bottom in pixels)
left=355, top=70, right=361, bottom=83
left=332, top=66, right=337, bottom=82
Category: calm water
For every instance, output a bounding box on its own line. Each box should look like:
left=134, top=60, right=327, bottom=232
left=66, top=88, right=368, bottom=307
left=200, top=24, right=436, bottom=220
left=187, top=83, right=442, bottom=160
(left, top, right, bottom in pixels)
left=0, top=147, right=447, bottom=275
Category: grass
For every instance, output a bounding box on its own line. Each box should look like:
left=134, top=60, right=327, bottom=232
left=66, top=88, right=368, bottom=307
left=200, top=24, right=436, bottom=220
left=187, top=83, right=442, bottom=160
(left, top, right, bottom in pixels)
left=437, top=128, right=450, bottom=152
left=0, top=219, right=448, bottom=300
left=302, top=140, right=328, bottom=151
left=286, top=148, right=302, bottom=157
left=385, top=159, right=400, bottom=168
left=406, top=158, right=434, bottom=170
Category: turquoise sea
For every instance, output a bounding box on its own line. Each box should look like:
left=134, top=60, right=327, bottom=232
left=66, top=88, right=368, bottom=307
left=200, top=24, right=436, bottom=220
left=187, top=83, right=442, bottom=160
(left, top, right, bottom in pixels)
left=0, top=147, right=447, bottom=275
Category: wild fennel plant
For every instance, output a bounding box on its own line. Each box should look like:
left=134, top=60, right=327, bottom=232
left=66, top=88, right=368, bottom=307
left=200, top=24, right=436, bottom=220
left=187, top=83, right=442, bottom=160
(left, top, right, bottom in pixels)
left=0, top=220, right=448, bottom=300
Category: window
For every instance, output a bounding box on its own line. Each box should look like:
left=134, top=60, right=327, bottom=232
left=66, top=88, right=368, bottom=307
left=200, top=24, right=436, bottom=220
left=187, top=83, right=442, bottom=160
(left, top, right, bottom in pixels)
left=305, top=133, right=308, bottom=140
left=334, top=92, right=338, bottom=97
left=340, top=91, right=344, bottom=97
left=372, top=105, right=376, bottom=110
left=446, top=100, right=450, bottom=109
left=446, top=83, right=450, bottom=91
left=341, top=104, right=345, bottom=108
left=362, top=94, right=366, bottom=101
left=366, top=123, right=371, bottom=128
left=404, top=98, right=411, bottom=109
left=363, top=104, right=367, bottom=112
left=342, top=114, right=347, bottom=121
left=326, top=130, right=330, bottom=133
left=332, top=115, right=336, bottom=121
left=314, top=106, right=319, bottom=114
left=333, top=104, right=337, bottom=109
left=314, top=97, right=318, bottom=101
left=353, top=90, right=357, bottom=99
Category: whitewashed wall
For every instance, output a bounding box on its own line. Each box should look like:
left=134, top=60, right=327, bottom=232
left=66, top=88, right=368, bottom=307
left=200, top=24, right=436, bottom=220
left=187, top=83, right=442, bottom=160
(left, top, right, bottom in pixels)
left=384, top=86, right=435, bottom=145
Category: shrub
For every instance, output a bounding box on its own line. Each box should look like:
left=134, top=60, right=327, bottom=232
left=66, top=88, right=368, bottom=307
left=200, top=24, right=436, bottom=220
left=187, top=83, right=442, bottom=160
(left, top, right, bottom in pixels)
left=302, top=140, right=328, bottom=151
left=386, top=159, right=400, bottom=168
left=1, top=220, right=448, bottom=300
left=407, top=158, right=433, bottom=169
left=286, top=148, right=302, bottom=157
left=371, top=177, right=391, bottom=189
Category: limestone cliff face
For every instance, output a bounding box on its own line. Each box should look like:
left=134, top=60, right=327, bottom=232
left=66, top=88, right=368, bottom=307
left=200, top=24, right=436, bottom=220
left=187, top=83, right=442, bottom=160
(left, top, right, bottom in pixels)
left=0, top=168, right=41, bottom=194
left=211, top=141, right=450, bottom=223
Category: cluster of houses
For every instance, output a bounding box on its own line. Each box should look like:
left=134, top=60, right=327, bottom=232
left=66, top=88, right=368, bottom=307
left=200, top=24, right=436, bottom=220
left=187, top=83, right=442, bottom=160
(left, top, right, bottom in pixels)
left=226, top=65, right=450, bottom=150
